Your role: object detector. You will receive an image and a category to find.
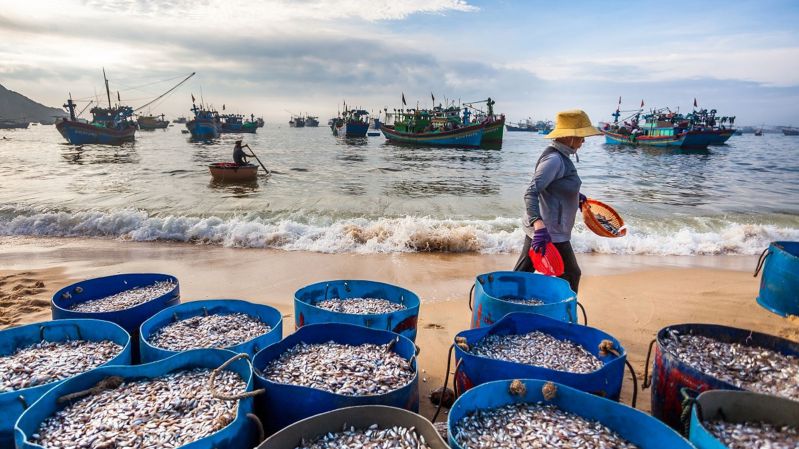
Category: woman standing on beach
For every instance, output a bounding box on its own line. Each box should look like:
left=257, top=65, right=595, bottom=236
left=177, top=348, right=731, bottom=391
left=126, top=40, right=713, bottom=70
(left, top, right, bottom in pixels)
left=513, top=110, right=602, bottom=293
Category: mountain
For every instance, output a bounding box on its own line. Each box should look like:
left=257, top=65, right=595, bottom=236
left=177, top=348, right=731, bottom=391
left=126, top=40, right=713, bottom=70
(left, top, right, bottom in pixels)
left=0, top=84, right=67, bottom=125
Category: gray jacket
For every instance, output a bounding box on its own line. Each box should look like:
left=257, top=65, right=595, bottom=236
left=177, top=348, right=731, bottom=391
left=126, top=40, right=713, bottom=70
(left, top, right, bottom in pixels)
left=522, top=143, right=582, bottom=243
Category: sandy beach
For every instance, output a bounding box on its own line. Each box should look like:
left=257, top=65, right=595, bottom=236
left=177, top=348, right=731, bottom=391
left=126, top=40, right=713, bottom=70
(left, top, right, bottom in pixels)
left=1, top=235, right=796, bottom=419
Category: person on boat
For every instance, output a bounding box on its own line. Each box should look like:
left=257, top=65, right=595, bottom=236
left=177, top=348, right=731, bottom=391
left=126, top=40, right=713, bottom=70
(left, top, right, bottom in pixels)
left=513, top=109, right=602, bottom=293
left=233, top=140, right=255, bottom=165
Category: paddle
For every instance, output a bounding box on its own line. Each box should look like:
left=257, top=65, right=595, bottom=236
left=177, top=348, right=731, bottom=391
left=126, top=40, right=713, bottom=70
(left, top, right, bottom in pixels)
left=245, top=145, right=270, bottom=176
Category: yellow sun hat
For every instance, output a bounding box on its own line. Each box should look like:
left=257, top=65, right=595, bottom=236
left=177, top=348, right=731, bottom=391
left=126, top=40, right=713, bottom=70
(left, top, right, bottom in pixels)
left=544, top=109, right=603, bottom=139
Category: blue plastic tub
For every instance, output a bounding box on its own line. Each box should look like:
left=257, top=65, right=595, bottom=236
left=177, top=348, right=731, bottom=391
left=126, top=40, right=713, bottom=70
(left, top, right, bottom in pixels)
left=0, top=319, right=131, bottom=448
left=756, top=241, right=799, bottom=317
left=15, top=349, right=260, bottom=449
left=453, top=312, right=627, bottom=400
left=139, top=299, right=283, bottom=363
left=470, top=271, right=577, bottom=329
left=447, top=379, right=693, bottom=449
left=294, top=280, right=421, bottom=341
left=689, top=390, right=799, bottom=448
left=252, top=323, right=419, bottom=434
left=646, top=323, right=799, bottom=430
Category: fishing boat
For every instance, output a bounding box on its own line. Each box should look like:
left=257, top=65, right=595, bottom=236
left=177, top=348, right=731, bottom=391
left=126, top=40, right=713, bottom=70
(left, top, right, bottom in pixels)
left=137, top=114, right=169, bottom=130
left=218, top=114, right=257, bottom=133
left=187, top=104, right=220, bottom=139
left=783, top=128, right=799, bottom=136
left=305, top=116, right=320, bottom=127
left=600, top=110, right=685, bottom=147
left=173, top=116, right=188, bottom=124
left=464, top=98, right=504, bottom=145
left=331, top=109, right=370, bottom=138
left=381, top=108, right=485, bottom=147
left=506, top=118, right=536, bottom=132
left=289, top=115, right=305, bottom=127
left=755, top=128, right=763, bottom=136
left=537, top=120, right=553, bottom=135
left=664, top=108, right=736, bottom=147
left=0, top=119, right=30, bottom=129
left=208, top=163, right=258, bottom=182
left=255, top=117, right=265, bottom=128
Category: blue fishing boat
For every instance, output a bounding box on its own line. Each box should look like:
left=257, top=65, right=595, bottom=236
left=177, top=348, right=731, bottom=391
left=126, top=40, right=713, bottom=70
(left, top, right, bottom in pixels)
left=218, top=113, right=257, bottom=133
left=186, top=104, right=219, bottom=139
left=660, top=108, right=736, bottom=147
left=331, top=109, right=370, bottom=138
left=601, top=108, right=685, bottom=147
left=381, top=119, right=485, bottom=147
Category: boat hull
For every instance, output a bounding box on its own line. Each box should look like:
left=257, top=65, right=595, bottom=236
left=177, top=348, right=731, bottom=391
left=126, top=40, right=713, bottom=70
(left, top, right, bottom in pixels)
left=506, top=125, right=535, bottom=132
left=56, top=120, right=136, bottom=145
left=680, top=129, right=735, bottom=148
left=209, top=163, right=258, bottom=182
left=219, top=123, right=257, bottom=134
left=333, top=121, right=369, bottom=138
left=137, top=121, right=168, bottom=130
left=783, top=129, right=799, bottom=136
left=0, top=121, right=30, bottom=129
left=187, top=120, right=219, bottom=139
left=481, top=117, right=505, bottom=145
left=602, top=130, right=685, bottom=147
left=381, top=123, right=485, bottom=147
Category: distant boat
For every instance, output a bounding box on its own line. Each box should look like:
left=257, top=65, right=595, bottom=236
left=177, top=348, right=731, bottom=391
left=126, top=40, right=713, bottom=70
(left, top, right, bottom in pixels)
left=305, top=116, right=320, bottom=127
left=782, top=128, right=799, bottom=136
left=600, top=114, right=686, bottom=147
left=331, top=109, right=369, bottom=138
left=0, top=119, right=30, bottom=129
left=137, top=113, right=169, bottom=130
left=381, top=107, right=486, bottom=147
left=289, top=115, right=305, bottom=127
left=256, top=117, right=265, bottom=128
left=218, top=114, right=257, bottom=134
left=506, top=118, right=536, bottom=132
left=173, top=116, right=188, bottom=124
left=187, top=104, right=220, bottom=139
left=755, top=129, right=763, bottom=136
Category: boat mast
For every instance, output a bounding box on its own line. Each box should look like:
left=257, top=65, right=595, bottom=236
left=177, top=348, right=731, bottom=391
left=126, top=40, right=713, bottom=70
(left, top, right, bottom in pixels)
left=103, top=68, right=112, bottom=109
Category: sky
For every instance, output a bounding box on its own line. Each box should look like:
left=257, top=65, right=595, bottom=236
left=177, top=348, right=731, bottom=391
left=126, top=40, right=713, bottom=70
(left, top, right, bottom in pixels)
left=1, top=0, right=798, bottom=125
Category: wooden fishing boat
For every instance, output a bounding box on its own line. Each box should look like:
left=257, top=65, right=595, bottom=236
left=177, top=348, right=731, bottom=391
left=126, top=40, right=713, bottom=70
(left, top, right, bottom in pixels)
left=137, top=114, right=169, bottom=130
left=0, top=119, right=30, bottom=129
left=208, top=163, right=258, bottom=182
left=331, top=109, right=369, bottom=138
left=783, top=128, right=799, bottom=136
left=187, top=104, right=219, bottom=139
left=381, top=121, right=485, bottom=147
left=218, top=114, right=257, bottom=133
left=480, top=115, right=505, bottom=145
left=289, top=115, right=305, bottom=127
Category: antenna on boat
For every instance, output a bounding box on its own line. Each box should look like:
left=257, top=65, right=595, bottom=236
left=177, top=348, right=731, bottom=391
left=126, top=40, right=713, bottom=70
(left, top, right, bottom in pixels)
left=102, top=68, right=112, bottom=109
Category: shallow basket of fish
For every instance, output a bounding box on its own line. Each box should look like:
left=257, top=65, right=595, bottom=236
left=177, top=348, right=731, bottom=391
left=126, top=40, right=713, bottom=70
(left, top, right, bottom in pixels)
left=257, top=405, right=448, bottom=449
left=453, top=312, right=627, bottom=401
left=688, top=390, right=799, bottom=449
left=447, top=379, right=692, bottom=449
left=582, top=198, right=627, bottom=238
left=645, top=322, right=799, bottom=429
left=295, top=279, right=421, bottom=341
left=470, top=271, right=577, bottom=329
left=139, top=299, right=283, bottom=363
left=14, top=348, right=262, bottom=449
left=252, top=322, right=419, bottom=434
left=52, top=273, right=180, bottom=337
left=0, top=319, right=131, bottom=447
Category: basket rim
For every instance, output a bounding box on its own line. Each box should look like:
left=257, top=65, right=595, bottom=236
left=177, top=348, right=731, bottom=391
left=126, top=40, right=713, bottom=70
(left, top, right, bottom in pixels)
left=582, top=198, right=626, bottom=238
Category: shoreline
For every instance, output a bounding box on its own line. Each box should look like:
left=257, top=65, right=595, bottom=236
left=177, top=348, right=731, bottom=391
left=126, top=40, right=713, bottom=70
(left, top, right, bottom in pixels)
left=1, top=235, right=795, bottom=417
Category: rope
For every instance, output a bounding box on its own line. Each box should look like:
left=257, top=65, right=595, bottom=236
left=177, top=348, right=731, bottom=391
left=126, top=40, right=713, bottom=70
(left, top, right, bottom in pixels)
left=541, top=382, right=556, bottom=400
left=624, top=359, right=639, bottom=409
left=679, top=389, right=703, bottom=437
left=468, top=283, right=475, bottom=311
left=58, top=376, right=123, bottom=404
left=753, top=248, right=770, bottom=277
left=209, top=353, right=265, bottom=401
left=247, top=413, right=265, bottom=443
left=642, top=339, right=657, bottom=389
left=453, top=359, right=464, bottom=397
left=431, top=344, right=455, bottom=423
left=577, top=302, right=588, bottom=325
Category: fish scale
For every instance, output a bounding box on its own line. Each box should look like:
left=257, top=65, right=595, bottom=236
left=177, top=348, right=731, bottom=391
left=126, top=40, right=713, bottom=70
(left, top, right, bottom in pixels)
left=32, top=368, right=245, bottom=449
left=150, top=312, right=271, bottom=351
left=469, top=331, right=603, bottom=374
left=663, top=332, right=799, bottom=400
left=0, top=340, right=122, bottom=392
left=453, top=403, right=640, bottom=449
left=315, top=297, right=406, bottom=314
left=704, top=420, right=799, bottom=449
left=70, top=280, right=176, bottom=313
left=262, top=341, right=414, bottom=396
left=296, top=424, right=432, bottom=449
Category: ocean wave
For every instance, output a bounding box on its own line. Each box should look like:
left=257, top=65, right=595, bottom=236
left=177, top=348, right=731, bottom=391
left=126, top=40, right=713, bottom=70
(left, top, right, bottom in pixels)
left=1, top=207, right=797, bottom=256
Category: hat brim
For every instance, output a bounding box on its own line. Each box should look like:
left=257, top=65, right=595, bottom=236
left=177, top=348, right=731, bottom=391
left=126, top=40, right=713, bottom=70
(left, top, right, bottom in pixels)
left=544, top=126, right=603, bottom=139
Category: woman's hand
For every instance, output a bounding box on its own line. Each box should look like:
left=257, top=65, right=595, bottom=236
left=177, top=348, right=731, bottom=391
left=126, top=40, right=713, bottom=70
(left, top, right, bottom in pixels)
left=578, top=193, right=587, bottom=211
left=531, top=227, right=552, bottom=255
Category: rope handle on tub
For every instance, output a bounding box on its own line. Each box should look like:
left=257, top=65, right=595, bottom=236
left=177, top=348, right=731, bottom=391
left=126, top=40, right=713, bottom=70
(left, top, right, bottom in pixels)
left=753, top=248, right=771, bottom=277
left=642, top=338, right=657, bottom=389
left=598, top=340, right=638, bottom=408
left=210, top=353, right=265, bottom=401
left=40, top=322, right=83, bottom=342
left=57, top=376, right=123, bottom=405
left=679, top=388, right=703, bottom=437
left=577, top=302, right=588, bottom=325
left=247, top=413, right=265, bottom=443
left=468, top=283, right=475, bottom=311
left=431, top=344, right=456, bottom=423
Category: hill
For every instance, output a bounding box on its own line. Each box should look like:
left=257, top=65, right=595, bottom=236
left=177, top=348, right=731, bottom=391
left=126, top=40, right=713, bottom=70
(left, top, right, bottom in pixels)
left=0, top=84, right=66, bottom=125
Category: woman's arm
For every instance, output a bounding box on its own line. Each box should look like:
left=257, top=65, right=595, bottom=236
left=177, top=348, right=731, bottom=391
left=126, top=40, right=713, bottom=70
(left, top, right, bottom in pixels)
left=524, top=152, right=564, bottom=227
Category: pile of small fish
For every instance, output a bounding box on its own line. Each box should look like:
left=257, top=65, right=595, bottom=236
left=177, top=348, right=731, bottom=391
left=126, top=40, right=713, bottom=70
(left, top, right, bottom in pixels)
left=70, top=280, right=176, bottom=312
left=469, top=331, right=603, bottom=373
left=0, top=340, right=122, bottom=392
left=262, top=341, right=414, bottom=396
left=705, top=420, right=799, bottom=449
left=662, top=331, right=799, bottom=400
left=315, top=297, right=405, bottom=315
left=453, top=402, right=640, bottom=448
left=296, top=424, right=432, bottom=449
left=149, top=313, right=271, bottom=351
left=595, top=214, right=621, bottom=236
left=500, top=296, right=545, bottom=305
left=32, top=368, right=245, bottom=448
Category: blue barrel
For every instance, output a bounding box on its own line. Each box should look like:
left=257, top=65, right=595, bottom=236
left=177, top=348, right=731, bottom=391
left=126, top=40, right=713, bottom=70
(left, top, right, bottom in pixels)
left=689, top=390, right=799, bottom=448
left=15, top=349, right=261, bottom=449
left=447, top=379, right=693, bottom=449
left=252, top=323, right=419, bottom=434
left=453, top=312, right=626, bottom=400
left=756, top=241, right=799, bottom=316
left=646, top=323, right=799, bottom=430
left=470, top=271, right=577, bottom=328
left=139, top=299, right=284, bottom=363
left=294, top=280, right=421, bottom=341
left=0, top=319, right=131, bottom=448
left=52, top=273, right=180, bottom=361
left=257, top=406, right=448, bottom=449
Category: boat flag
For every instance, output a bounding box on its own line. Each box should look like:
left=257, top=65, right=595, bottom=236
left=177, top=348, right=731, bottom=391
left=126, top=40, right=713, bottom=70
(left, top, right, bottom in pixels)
left=191, top=94, right=195, bottom=103
left=117, top=91, right=120, bottom=102
left=431, top=92, right=435, bottom=103
left=640, top=99, right=644, bottom=108
left=618, top=96, right=622, bottom=105
left=223, top=104, right=225, bottom=111
left=693, top=98, right=698, bottom=107
left=402, top=93, right=406, bottom=106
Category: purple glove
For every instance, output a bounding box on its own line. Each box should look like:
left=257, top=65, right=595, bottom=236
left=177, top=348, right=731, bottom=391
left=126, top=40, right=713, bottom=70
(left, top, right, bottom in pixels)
left=531, top=228, right=552, bottom=255
left=578, top=193, right=587, bottom=211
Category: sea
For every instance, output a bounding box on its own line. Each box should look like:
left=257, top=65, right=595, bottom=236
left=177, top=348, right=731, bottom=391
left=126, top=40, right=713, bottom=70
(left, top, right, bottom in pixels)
left=1, top=124, right=797, bottom=256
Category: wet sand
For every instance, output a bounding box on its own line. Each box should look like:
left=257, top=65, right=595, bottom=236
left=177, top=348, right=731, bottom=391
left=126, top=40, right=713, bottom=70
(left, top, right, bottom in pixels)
left=1, top=235, right=795, bottom=419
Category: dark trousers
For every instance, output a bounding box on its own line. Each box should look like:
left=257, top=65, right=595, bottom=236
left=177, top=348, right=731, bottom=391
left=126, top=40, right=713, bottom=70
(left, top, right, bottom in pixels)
left=513, top=236, right=582, bottom=293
